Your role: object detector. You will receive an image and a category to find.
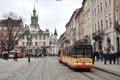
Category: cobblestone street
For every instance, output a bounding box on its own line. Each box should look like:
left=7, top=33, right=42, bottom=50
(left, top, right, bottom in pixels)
left=0, top=57, right=120, bottom=80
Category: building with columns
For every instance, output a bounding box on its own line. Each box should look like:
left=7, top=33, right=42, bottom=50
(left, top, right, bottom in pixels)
left=18, top=7, right=50, bottom=55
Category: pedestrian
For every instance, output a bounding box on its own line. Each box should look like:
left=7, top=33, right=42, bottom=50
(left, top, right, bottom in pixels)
left=96, top=51, right=99, bottom=61
left=3, top=52, right=8, bottom=60
left=111, top=49, right=116, bottom=64
left=103, top=49, right=108, bottom=65
left=14, top=50, right=18, bottom=61
left=28, top=53, right=30, bottom=62
left=108, top=49, right=112, bottom=64
left=116, top=50, right=120, bottom=64
left=92, top=51, right=96, bottom=64
left=99, top=50, right=104, bottom=61
left=6, top=53, right=9, bottom=60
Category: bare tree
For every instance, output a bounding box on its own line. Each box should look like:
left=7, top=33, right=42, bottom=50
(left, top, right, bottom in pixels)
left=2, top=11, right=21, bottom=19
left=0, top=12, right=26, bottom=55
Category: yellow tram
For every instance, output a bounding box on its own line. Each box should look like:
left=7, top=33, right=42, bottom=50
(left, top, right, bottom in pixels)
left=58, top=44, right=93, bottom=70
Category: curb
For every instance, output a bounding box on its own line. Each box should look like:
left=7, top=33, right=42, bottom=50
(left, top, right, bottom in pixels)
left=93, top=65, right=120, bottom=77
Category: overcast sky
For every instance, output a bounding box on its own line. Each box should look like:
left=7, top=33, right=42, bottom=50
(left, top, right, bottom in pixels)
left=0, top=0, right=82, bottom=38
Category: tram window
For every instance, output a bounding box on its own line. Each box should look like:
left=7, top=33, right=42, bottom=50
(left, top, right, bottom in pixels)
left=76, top=49, right=82, bottom=55
left=84, top=48, right=92, bottom=57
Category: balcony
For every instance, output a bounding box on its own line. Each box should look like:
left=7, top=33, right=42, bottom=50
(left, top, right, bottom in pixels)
left=92, top=30, right=104, bottom=41
left=75, top=39, right=84, bottom=44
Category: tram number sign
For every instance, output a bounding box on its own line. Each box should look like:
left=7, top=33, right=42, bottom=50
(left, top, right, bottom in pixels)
left=81, top=59, right=86, bottom=65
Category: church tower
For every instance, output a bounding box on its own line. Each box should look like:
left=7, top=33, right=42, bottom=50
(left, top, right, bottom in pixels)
left=49, top=28, right=58, bottom=56
left=30, top=6, right=39, bottom=29
left=54, top=28, right=58, bottom=39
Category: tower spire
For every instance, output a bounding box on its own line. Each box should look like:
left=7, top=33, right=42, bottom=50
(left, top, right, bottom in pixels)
left=33, top=4, right=36, bottom=16
left=54, top=28, right=58, bottom=36
left=30, top=4, right=39, bottom=29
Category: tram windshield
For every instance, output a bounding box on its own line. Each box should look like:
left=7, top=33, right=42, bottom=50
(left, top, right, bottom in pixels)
left=66, top=44, right=92, bottom=58
left=75, top=48, right=92, bottom=57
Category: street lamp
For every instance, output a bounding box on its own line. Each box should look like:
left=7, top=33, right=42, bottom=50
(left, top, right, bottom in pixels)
left=27, top=31, right=32, bottom=62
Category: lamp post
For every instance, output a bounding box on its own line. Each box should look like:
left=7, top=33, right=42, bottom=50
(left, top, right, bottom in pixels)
left=27, top=33, right=32, bottom=62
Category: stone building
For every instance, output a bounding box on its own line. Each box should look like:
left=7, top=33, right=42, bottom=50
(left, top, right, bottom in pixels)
left=49, top=28, right=58, bottom=56
left=82, top=0, right=92, bottom=44
left=91, top=0, right=114, bottom=52
left=18, top=7, right=50, bottom=55
left=58, top=32, right=66, bottom=51
left=114, top=0, right=120, bottom=52
left=0, top=18, right=23, bottom=54
left=65, top=9, right=80, bottom=47
left=59, top=0, right=120, bottom=53
left=77, top=7, right=84, bottom=43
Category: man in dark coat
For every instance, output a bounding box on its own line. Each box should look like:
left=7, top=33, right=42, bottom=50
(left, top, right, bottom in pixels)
left=116, top=50, right=120, bottom=64
left=14, top=50, right=18, bottom=61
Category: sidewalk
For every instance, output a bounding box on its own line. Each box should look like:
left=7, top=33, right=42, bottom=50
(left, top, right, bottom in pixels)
left=94, top=61, right=120, bottom=76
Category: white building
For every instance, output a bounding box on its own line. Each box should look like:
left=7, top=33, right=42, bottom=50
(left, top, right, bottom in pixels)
left=18, top=7, right=50, bottom=55
left=49, top=29, right=58, bottom=56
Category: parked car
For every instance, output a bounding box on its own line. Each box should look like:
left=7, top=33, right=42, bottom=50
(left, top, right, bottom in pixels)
left=17, top=52, right=24, bottom=58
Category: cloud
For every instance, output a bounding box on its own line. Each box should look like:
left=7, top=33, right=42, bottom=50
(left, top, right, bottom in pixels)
left=0, top=0, right=83, bottom=38
left=37, top=0, right=82, bottom=38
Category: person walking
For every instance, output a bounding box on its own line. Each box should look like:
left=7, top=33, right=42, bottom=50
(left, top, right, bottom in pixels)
left=14, top=50, right=18, bottom=61
left=111, top=50, right=116, bottom=64
left=92, top=51, right=96, bottom=64
left=103, top=49, right=108, bottom=65
left=116, top=50, right=120, bottom=64
left=108, top=49, right=112, bottom=64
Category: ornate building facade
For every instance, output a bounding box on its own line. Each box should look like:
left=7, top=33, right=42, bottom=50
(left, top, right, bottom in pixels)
left=59, top=0, right=120, bottom=54
left=49, top=29, right=58, bottom=56
left=18, top=7, right=50, bottom=55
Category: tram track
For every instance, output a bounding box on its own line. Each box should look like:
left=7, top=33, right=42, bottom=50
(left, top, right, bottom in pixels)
left=24, top=57, right=52, bottom=80
left=80, top=71, right=108, bottom=80
left=92, top=68, right=120, bottom=80
left=25, top=58, right=46, bottom=80
left=1, top=57, right=120, bottom=80
left=7, top=57, right=54, bottom=80
left=6, top=58, right=43, bottom=80
left=45, top=57, right=53, bottom=80
left=94, top=66, right=120, bottom=77
left=40, top=58, right=46, bottom=80
left=79, top=68, right=120, bottom=80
